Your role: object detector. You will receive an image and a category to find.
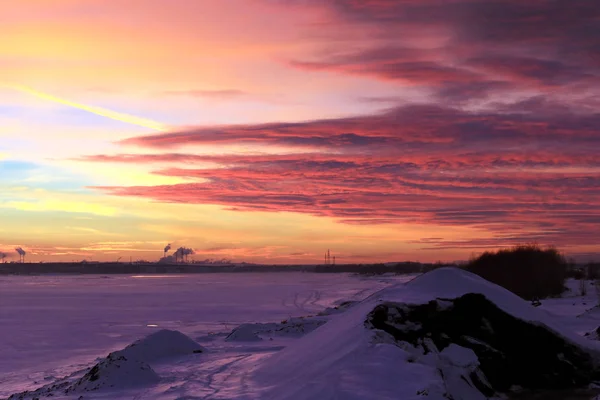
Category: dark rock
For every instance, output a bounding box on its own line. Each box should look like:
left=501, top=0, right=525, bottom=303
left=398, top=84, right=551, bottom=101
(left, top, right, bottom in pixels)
left=365, top=293, right=600, bottom=396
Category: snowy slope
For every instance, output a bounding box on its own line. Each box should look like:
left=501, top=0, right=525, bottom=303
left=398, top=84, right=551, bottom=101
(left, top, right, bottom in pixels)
left=253, top=298, right=451, bottom=400
left=254, top=268, right=600, bottom=400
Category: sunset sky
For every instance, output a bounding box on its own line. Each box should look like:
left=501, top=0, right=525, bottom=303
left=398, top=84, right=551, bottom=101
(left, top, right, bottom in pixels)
left=1, top=0, right=599, bottom=264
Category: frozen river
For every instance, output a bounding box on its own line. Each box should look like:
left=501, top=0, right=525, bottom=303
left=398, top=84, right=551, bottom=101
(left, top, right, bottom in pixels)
left=0, top=272, right=413, bottom=397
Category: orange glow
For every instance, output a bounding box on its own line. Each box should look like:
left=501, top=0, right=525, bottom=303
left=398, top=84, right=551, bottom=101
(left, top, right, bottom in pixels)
left=1, top=1, right=599, bottom=263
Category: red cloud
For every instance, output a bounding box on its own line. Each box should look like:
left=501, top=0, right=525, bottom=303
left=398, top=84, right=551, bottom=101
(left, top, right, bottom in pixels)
left=83, top=0, right=600, bottom=253
left=289, top=58, right=481, bottom=86
left=79, top=151, right=600, bottom=170
left=283, top=1, right=600, bottom=102
left=118, top=104, right=600, bottom=154
left=85, top=102, right=600, bottom=251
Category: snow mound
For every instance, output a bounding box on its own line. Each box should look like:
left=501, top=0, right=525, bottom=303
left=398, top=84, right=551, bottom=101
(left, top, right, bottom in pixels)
left=69, top=353, right=160, bottom=392
left=317, top=300, right=358, bottom=316
left=7, top=330, right=203, bottom=399
left=113, top=329, right=205, bottom=362
left=274, top=317, right=326, bottom=336
left=7, top=354, right=160, bottom=399
left=226, top=323, right=264, bottom=342
left=254, top=268, right=600, bottom=400
left=383, top=266, right=537, bottom=309
left=226, top=317, right=327, bottom=342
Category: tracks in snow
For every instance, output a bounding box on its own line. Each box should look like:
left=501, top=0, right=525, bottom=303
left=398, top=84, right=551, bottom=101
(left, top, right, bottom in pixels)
left=282, top=289, right=322, bottom=312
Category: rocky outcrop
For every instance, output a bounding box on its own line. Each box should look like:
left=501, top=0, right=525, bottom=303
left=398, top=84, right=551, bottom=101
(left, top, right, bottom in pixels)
left=366, top=293, right=600, bottom=397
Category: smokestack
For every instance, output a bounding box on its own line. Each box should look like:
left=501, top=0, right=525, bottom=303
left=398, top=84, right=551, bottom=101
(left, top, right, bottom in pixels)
left=174, top=247, right=194, bottom=263
left=163, top=243, right=171, bottom=258
left=183, top=247, right=195, bottom=263
left=15, top=247, right=26, bottom=263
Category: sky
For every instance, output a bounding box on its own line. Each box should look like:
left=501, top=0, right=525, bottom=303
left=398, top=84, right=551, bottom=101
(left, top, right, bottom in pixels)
left=1, top=0, right=599, bottom=264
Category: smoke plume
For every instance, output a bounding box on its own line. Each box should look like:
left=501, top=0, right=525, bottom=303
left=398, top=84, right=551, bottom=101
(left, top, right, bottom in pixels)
left=174, top=247, right=195, bottom=262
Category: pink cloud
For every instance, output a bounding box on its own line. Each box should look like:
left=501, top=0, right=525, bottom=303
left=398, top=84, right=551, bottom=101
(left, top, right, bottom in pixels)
left=281, top=0, right=600, bottom=106
left=84, top=102, right=600, bottom=251
left=117, top=104, right=600, bottom=155
left=28, top=0, right=600, bottom=257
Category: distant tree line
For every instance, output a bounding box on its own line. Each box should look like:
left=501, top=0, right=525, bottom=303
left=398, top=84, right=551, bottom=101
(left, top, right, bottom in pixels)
left=465, top=244, right=568, bottom=300
left=585, top=262, right=600, bottom=280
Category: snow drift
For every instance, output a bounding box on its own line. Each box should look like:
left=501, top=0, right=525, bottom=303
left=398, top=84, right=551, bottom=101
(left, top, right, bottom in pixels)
left=68, top=353, right=160, bottom=392
left=226, top=323, right=265, bottom=342
left=225, top=317, right=327, bottom=342
left=254, top=268, right=600, bottom=400
left=7, top=329, right=204, bottom=398
left=111, top=328, right=205, bottom=362
left=70, top=328, right=206, bottom=392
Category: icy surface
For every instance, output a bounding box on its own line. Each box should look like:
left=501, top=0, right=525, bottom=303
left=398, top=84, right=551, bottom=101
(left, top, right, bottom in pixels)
left=3, top=270, right=600, bottom=399
left=225, top=324, right=264, bottom=342
left=0, top=272, right=410, bottom=398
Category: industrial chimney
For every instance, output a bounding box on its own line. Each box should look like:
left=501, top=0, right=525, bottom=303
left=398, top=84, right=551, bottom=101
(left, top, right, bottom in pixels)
left=15, top=247, right=26, bottom=263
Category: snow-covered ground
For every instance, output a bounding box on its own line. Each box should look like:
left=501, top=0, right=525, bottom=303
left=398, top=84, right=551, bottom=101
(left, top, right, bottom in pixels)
left=3, top=272, right=600, bottom=399
left=0, top=272, right=412, bottom=398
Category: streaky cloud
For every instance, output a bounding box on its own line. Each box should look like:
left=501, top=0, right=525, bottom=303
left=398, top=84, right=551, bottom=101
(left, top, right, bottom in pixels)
left=86, top=101, right=600, bottom=250
left=5, top=84, right=168, bottom=131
